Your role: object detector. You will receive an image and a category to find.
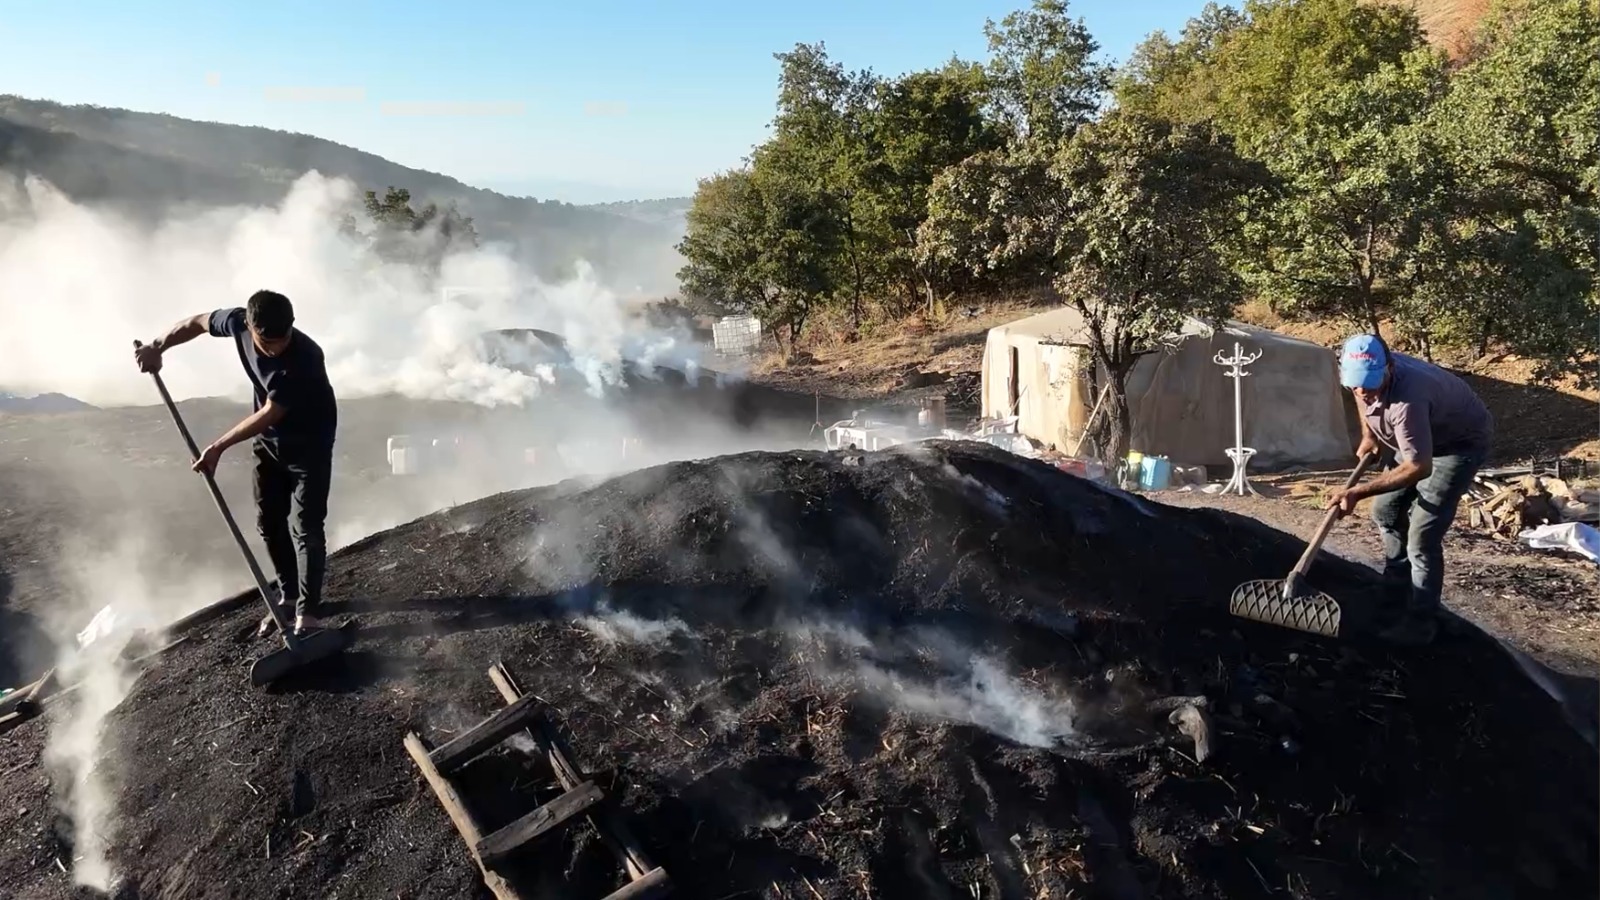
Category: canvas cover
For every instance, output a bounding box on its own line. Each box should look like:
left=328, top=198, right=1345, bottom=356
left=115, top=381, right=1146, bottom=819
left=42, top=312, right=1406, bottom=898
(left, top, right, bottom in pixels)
left=980, top=307, right=1356, bottom=469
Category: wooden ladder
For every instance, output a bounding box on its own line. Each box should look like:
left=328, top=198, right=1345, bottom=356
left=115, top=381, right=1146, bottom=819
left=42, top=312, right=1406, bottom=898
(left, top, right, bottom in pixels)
left=403, top=662, right=672, bottom=900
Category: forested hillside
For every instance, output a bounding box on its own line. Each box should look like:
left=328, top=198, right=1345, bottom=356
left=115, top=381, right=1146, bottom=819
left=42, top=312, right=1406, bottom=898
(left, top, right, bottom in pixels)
left=675, top=0, right=1598, bottom=458
left=0, top=95, right=685, bottom=290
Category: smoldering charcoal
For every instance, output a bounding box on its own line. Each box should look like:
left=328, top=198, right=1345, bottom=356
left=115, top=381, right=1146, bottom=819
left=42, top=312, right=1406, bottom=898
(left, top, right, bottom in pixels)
left=1, top=441, right=1593, bottom=899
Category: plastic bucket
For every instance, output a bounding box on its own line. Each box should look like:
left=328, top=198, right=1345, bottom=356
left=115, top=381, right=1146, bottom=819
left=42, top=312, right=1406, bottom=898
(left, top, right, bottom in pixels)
left=1139, top=455, right=1172, bottom=491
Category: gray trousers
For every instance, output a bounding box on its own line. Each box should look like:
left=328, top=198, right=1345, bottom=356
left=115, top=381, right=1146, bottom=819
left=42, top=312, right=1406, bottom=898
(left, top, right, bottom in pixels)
left=1368, top=448, right=1486, bottom=615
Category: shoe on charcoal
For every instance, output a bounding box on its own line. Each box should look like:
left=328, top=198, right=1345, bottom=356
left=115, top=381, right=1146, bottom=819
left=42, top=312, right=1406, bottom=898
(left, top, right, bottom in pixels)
left=294, top=613, right=322, bottom=635
left=258, top=597, right=296, bottom=637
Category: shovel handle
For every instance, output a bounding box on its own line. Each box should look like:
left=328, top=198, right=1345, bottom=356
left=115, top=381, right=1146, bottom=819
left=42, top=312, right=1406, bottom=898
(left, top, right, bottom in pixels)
left=1289, top=451, right=1378, bottom=579
left=134, top=340, right=298, bottom=646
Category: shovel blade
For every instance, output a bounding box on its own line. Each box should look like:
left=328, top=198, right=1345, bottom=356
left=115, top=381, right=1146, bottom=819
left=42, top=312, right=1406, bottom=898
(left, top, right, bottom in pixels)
left=1229, top=578, right=1342, bottom=637
left=249, top=626, right=353, bottom=686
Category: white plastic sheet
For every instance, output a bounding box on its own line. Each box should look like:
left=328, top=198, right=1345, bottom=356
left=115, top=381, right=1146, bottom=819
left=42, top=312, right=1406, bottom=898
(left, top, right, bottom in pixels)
left=1518, top=522, right=1600, bottom=565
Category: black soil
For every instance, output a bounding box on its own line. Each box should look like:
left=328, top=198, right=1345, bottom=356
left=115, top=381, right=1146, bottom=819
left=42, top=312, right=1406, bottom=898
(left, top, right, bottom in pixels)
left=1, top=441, right=1594, bottom=899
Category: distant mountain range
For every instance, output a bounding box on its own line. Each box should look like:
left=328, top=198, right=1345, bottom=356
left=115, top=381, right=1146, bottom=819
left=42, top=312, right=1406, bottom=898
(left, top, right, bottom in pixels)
left=0, top=95, right=688, bottom=293
left=0, top=391, right=97, bottom=414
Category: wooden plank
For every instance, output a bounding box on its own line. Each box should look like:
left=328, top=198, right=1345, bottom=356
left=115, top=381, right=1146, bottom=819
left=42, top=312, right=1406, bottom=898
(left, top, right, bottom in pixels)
left=430, top=692, right=545, bottom=775
left=601, top=867, right=673, bottom=900
left=475, top=781, right=605, bottom=865
left=487, top=663, right=657, bottom=880
left=403, top=731, right=525, bottom=900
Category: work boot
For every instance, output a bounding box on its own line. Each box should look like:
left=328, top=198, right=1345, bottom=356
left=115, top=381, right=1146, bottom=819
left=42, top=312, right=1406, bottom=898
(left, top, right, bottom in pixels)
left=294, top=612, right=322, bottom=636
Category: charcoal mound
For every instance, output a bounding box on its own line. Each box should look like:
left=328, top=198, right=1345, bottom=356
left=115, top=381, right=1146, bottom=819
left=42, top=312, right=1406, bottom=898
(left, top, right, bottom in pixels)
left=1, top=440, right=1594, bottom=899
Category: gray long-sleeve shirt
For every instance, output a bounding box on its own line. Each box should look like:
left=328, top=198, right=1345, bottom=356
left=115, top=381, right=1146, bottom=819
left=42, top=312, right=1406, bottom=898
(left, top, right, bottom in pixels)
left=1358, top=353, right=1494, bottom=463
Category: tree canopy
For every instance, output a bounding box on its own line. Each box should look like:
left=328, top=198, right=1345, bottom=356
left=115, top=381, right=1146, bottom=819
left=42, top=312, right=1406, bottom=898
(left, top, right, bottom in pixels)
left=675, top=0, right=1599, bottom=440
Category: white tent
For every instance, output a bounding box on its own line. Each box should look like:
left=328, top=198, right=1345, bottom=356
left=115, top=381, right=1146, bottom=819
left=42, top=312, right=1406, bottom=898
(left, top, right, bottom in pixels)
left=979, top=306, right=1357, bottom=469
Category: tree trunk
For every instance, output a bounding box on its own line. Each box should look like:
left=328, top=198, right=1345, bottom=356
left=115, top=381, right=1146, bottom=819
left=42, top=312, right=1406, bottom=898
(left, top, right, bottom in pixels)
left=1477, top=317, right=1494, bottom=357
left=1086, top=359, right=1134, bottom=467
left=843, top=199, right=864, bottom=329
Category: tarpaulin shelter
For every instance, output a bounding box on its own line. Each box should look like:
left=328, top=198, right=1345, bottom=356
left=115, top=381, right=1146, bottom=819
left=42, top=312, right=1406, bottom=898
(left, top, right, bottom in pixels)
left=979, top=306, right=1356, bottom=469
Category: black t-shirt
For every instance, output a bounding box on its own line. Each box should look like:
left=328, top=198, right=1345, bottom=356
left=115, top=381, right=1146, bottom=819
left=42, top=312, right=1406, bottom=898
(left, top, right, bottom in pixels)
left=209, top=307, right=338, bottom=450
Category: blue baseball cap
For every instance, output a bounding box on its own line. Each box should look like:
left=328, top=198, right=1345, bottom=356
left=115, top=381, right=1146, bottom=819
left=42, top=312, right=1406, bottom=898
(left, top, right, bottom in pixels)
left=1339, top=334, right=1388, bottom=389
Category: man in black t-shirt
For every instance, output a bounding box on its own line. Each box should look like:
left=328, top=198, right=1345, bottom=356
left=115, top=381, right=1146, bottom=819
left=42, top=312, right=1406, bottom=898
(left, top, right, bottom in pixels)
left=134, top=290, right=338, bottom=637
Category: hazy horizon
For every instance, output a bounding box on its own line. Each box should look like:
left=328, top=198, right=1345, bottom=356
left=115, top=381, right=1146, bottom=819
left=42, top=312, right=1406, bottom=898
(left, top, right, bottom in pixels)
left=0, top=0, right=1200, bottom=204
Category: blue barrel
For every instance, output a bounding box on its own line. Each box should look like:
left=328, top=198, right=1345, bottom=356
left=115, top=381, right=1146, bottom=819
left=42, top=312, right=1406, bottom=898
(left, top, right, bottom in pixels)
left=1139, top=454, right=1172, bottom=491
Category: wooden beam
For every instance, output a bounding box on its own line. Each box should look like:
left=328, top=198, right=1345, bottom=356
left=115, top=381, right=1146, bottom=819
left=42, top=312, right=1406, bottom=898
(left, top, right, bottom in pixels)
left=476, top=781, right=604, bottom=865
left=429, top=692, right=545, bottom=775
left=487, top=663, right=659, bottom=882
left=403, top=731, right=525, bottom=900
left=600, top=867, right=673, bottom=900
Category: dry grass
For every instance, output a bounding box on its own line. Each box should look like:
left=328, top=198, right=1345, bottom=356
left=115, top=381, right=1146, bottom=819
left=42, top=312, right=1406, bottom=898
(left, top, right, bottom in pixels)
left=1385, top=0, right=1497, bottom=56
left=747, top=299, right=1037, bottom=403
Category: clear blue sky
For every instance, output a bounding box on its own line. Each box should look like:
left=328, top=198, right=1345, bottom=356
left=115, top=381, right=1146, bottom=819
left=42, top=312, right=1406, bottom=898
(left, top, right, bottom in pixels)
left=0, top=0, right=1205, bottom=204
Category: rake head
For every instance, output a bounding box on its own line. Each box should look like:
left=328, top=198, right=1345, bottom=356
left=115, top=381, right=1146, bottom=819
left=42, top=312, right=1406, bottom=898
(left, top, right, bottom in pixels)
left=1229, top=578, right=1342, bottom=637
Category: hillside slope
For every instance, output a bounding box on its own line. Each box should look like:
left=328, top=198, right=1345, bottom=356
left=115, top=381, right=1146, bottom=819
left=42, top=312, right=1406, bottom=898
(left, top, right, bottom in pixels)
left=0, top=95, right=683, bottom=290
left=1397, top=0, right=1495, bottom=54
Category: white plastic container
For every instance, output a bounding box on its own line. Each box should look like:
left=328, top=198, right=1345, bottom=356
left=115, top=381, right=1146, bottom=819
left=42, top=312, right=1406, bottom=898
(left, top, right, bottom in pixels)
left=391, top=447, right=419, bottom=476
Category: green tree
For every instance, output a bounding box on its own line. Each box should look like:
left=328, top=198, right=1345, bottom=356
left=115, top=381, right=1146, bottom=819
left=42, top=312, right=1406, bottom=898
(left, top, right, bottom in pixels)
left=863, top=61, right=1004, bottom=314
left=915, top=146, right=1058, bottom=289
left=1113, top=2, right=1247, bottom=123
left=981, top=0, right=1111, bottom=149
left=676, top=169, right=771, bottom=315
left=1424, top=0, right=1599, bottom=383
left=1209, top=0, right=1424, bottom=152
left=1241, top=48, right=1454, bottom=334
left=923, top=112, right=1266, bottom=459
left=1040, top=113, right=1268, bottom=460
left=351, top=185, right=480, bottom=275
left=675, top=164, right=843, bottom=349
left=768, top=43, right=882, bottom=326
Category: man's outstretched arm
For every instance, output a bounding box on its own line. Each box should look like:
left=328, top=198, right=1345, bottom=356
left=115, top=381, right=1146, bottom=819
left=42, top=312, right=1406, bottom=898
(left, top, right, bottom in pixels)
left=135, top=313, right=212, bottom=373
left=192, top=399, right=288, bottom=475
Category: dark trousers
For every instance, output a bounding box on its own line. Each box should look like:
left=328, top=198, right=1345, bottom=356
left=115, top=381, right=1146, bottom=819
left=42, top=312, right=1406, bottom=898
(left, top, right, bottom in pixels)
left=252, top=440, right=332, bottom=616
left=1368, top=448, right=1486, bottom=616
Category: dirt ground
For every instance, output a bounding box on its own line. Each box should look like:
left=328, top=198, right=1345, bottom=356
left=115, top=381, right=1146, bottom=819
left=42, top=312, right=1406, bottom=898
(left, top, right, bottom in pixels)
left=1, top=441, right=1594, bottom=900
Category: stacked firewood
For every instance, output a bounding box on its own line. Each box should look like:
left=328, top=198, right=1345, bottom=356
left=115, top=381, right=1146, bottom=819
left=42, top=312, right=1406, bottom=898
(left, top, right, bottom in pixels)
left=1466, top=474, right=1600, bottom=537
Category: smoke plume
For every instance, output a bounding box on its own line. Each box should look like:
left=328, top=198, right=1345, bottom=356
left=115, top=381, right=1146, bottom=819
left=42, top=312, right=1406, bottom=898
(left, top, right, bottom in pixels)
left=40, top=532, right=236, bottom=891
left=0, top=168, right=785, bottom=893
left=0, top=170, right=702, bottom=409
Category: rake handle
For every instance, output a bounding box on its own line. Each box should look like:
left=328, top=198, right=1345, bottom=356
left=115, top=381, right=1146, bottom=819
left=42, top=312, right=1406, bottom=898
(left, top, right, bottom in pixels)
left=1290, top=451, right=1378, bottom=579
left=134, top=340, right=299, bottom=648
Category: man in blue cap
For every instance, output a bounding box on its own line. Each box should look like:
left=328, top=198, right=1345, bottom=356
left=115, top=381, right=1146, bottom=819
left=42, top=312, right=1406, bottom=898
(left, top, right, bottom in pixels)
left=1323, top=333, right=1493, bottom=644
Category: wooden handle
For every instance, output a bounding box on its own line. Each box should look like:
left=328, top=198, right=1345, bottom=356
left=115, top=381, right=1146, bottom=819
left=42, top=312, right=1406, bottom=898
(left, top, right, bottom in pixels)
left=135, top=340, right=296, bottom=644
left=1290, top=452, right=1378, bottom=578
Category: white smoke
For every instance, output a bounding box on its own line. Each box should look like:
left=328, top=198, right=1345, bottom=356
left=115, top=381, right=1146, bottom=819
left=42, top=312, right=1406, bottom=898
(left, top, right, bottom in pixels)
left=40, top=532, right=236, bottom=891
left=578, top=605, right=693, bottom=646
left=0, top=167, right=747, bottom=893
left=0, top=170, right=704, bottom=409
left=785, top=619, right=1079, bottom=749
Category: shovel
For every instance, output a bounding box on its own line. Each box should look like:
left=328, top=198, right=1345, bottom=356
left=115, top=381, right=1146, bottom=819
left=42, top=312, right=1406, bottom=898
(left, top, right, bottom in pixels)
left=135, top=340, right=352, bottom=686
left=1228, top=452, right=1378, bottom=637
